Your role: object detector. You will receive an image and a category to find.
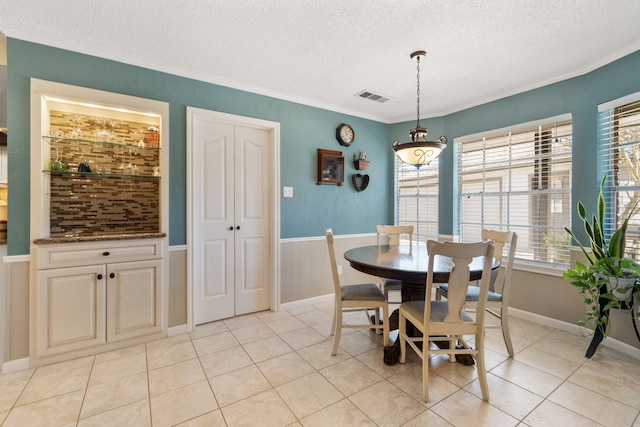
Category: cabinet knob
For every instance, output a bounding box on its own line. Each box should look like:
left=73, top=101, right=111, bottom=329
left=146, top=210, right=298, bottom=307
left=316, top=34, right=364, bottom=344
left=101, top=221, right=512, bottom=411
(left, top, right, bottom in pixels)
left=236, top=226, right=240, bottom=230
left=103, top=251, right=110, bottom=256
left=109, top=272, right=115, bottom=279
left=97, top=274, right=103, bottom=280
left=229, top=226, right=234, bottom=231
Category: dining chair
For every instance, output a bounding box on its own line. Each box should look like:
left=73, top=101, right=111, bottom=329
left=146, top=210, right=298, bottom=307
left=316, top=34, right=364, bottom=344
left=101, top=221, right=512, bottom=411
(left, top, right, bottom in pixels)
left=399, top=239, right=495, bottom=402
left=326, top=228, right=390, bottom=356
left=435, top=229, right=517, bottom=357
left=376, top=225, right=414, bottom=303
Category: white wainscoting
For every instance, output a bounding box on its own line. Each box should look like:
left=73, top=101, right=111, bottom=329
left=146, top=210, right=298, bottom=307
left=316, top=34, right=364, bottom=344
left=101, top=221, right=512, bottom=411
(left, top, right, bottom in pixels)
left=279, top=233, right=378, bottom=304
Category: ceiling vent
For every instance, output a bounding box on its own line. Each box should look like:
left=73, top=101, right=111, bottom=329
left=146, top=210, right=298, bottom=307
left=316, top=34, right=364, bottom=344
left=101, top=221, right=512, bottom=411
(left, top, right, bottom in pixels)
left=356, top=90, right=392, bottom=104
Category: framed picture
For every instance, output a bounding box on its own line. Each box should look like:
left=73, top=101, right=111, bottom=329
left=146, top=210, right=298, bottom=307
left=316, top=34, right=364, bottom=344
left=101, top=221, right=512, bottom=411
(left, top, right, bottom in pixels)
left=317, top=148, right=344, bottom=185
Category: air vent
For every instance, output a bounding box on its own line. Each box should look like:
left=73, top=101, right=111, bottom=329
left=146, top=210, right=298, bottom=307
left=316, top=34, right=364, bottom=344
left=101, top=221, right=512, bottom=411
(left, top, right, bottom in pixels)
left=356, top=90, right=392, bottom=103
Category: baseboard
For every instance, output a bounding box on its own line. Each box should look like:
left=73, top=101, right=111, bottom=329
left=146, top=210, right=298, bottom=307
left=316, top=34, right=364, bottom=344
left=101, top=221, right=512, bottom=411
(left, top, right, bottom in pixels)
left=168, top=324, right=190, bottom=336
left=278, top=294, right=334, bottom=312
left=509, top=307, right=640, bottom=360
left=1, top=357, right=30, bottom=373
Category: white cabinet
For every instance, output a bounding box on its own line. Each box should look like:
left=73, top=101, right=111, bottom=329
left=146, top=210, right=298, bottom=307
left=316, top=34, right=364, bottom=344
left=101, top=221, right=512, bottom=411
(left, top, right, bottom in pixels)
left=32, top=240, right=164, bottom=360
left=29, top=79, right=170, bottom=365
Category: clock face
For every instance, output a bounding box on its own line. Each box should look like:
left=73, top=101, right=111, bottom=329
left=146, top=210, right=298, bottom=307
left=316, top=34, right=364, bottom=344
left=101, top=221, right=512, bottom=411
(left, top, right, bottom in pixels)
left=336, top=124, right=355, bottom=146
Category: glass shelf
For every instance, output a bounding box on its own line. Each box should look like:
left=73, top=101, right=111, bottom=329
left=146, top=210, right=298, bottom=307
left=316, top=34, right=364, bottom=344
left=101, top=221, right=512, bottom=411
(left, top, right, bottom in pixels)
left=42, top=135, right=161, bottom=151
left=43, top=170, right=161, bottom=179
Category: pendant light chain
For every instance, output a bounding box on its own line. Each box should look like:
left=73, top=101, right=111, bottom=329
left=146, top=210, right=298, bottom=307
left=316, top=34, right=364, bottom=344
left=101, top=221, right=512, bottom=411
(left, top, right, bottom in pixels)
left=416, top=54, right=421, bottom=128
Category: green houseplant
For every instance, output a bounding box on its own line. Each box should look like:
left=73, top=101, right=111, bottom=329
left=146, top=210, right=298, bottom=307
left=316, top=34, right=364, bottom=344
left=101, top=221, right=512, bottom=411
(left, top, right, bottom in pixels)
left=563, top=175, right=640, bottom=338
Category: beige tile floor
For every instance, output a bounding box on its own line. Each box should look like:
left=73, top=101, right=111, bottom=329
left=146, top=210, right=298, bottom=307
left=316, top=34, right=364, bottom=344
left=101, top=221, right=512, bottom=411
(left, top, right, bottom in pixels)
left=1, top=300, right=639, bottom=427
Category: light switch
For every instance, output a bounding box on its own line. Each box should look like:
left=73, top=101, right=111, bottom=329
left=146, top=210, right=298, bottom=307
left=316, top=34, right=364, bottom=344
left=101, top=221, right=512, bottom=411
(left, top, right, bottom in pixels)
left=283, top=186, right=293, bottom=198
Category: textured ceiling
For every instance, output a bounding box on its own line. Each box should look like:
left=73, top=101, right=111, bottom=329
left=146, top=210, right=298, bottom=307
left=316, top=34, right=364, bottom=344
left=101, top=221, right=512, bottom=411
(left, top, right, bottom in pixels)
left=1, top=1, right=639, bottom=123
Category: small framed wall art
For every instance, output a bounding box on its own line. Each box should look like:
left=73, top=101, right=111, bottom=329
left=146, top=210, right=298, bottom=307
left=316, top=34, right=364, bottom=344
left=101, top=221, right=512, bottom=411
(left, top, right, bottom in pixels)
left=317, top=148, right=344, bottom=185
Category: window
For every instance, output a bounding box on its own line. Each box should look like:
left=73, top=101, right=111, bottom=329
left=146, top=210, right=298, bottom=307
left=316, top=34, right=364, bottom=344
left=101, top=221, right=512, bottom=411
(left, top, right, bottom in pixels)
left=598, top=94, right=640, bottom=262
left=456, top=115, right=573, bottom=265
left=395, top=156, right=439, bottom=243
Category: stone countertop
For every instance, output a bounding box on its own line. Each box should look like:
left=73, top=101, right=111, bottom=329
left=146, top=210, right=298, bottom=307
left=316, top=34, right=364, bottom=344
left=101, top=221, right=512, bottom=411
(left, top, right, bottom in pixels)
left=33, top=232, right=166, bottom=245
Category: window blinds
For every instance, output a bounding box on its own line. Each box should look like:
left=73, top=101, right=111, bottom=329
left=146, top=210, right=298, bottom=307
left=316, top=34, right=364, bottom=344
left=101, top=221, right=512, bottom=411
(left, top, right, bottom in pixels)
left=456, top=119, right=573, bottom=265
left=597, top=97, right=640, bottom=262
left=395, top=156, right=439, bottom=243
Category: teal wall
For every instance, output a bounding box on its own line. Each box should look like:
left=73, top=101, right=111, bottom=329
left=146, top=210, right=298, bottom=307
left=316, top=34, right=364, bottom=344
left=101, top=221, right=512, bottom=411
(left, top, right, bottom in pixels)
left=6, top=39, right=392, bottom=255
left=440, top=50, right=640, bottom=237
left=390, top=50, right=640, bottom=239
left=6, top=38, right=640, bottom=255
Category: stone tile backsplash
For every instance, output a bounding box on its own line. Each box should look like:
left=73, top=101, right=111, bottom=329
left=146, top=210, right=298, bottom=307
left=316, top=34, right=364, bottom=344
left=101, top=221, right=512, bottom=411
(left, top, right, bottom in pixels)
left=47, top=111, right=161, bottom=237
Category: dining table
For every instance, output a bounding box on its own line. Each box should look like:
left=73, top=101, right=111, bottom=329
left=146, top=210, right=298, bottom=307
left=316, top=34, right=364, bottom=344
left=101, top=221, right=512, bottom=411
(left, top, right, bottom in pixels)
left=343, top=243, right=499, bottom=302
left=343, top=243, right=499, bottom=365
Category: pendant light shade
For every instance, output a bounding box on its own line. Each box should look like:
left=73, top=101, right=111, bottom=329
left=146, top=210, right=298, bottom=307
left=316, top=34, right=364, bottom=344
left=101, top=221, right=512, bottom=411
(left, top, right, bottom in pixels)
left=393, top=50, right=447, bottom=168
left=393, top=132, right=447, bottom=167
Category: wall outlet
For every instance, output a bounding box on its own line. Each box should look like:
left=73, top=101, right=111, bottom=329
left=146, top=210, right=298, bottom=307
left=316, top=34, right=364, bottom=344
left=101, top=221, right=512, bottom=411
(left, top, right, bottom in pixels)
left=283, top=186, right=293, bottom=198
left=337, top=265, right=342, bottom=275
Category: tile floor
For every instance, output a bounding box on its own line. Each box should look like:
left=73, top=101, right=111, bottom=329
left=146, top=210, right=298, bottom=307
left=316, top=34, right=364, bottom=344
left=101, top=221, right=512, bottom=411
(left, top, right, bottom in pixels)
left=1, top=301, right=639, bottom=427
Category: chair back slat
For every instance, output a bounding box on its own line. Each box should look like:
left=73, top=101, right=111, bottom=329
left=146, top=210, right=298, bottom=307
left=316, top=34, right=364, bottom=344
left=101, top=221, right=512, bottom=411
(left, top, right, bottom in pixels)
left=376, top=225, right=414, bottom=247
left=425, top=240, right=495, bottom=326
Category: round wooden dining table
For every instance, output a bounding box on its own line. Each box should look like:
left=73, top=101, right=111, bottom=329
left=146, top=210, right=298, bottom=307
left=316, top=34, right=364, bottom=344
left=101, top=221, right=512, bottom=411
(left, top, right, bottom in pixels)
left=344, top=244, right=498, bottom=297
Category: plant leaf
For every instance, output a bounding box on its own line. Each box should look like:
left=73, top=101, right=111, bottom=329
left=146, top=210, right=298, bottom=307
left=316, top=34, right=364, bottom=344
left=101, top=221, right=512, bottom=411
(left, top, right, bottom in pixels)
left=597, top=175, right=606, bottom=231
left=578, top=201, right=587, bottom=221
left=608, top=222, right=627, bottom=258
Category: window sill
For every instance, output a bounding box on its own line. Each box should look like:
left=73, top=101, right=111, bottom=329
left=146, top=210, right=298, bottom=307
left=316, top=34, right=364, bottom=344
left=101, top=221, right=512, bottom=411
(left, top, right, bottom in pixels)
left=513, top=259, right=567, bottom=278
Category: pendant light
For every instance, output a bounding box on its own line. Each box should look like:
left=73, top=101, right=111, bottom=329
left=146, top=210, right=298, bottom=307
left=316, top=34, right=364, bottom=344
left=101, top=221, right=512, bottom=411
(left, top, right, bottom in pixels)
left=393, top=50, right=447, bottom=168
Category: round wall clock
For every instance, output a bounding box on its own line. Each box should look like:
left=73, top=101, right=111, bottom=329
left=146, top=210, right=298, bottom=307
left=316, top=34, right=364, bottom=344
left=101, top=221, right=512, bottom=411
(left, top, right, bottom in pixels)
left=336, top=123, right=355, bottom=146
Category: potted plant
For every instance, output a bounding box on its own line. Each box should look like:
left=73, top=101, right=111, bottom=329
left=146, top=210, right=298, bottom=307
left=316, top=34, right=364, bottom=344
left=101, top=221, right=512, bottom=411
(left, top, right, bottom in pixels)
left=563, top=256, right=640, bottom=334
left=563, top=175, right=640, bottom=342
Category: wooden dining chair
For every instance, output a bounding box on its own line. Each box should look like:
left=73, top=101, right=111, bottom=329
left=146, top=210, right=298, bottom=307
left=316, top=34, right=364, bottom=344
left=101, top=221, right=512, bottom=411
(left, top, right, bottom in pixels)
left=326, top=228, right=390, bottom=356
left=435, top=229, right=518, bottom=357
left=399, top=239, right=495, bottom=402
left=376, top=225, right=414, bottom=304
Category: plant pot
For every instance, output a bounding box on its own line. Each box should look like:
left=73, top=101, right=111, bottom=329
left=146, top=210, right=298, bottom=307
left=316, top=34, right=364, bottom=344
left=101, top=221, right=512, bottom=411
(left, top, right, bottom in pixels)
left=604, top=275, right=637, bottom=302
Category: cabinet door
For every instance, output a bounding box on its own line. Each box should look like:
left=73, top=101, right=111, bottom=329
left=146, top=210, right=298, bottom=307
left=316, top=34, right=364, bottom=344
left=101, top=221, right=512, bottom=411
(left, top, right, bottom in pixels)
left=107, top=259, right=162, bottom=342
left=36, top=265, right=107, bottom=357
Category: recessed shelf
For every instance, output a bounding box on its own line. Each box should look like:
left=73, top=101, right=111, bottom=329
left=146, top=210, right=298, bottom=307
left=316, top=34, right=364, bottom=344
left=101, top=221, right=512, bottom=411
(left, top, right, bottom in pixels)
left=43, top=170, right=161, bottom=179
left=42, top=135, right=161, bottom=151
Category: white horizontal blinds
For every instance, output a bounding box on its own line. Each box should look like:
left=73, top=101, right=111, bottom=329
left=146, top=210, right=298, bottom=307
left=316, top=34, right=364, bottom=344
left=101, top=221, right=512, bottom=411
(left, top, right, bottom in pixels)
left=598, top=98, right=640, bottom=262
left=457, top=119, right=572, bottom=265
left=396, top=156, right=439, bottom=244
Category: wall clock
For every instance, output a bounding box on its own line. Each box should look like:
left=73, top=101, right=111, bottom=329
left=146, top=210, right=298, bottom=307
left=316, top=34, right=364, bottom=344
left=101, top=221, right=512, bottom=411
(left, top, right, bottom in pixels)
left=336, top=123, right=355, bottom=146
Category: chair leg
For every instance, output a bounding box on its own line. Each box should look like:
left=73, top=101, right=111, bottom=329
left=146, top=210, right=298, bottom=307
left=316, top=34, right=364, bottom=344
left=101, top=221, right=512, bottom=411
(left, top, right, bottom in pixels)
left=382, top=304, right=390, bottom=346
left=374, top=307, right=382, bottom=335
left=475, top=332, right=490, bottom=401
left=422, top=345, right=429, bottom=402
left=399, top=311, right=407, bottom=364
left=330, top=305, right=336, bottom=337
left=500, top=306, right=514, bottom=357
left=448, top=336, right=456, bottom=362
left=331, top=309, right=342, bottom=356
